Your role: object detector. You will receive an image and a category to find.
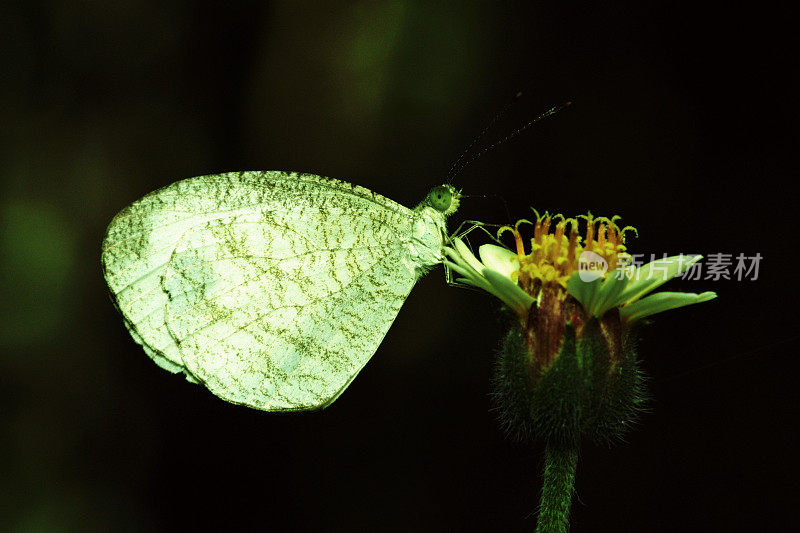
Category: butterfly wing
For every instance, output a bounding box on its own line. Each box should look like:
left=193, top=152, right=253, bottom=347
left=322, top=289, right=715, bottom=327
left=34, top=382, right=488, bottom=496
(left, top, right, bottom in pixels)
left=102, top=171, right=438, bottom=410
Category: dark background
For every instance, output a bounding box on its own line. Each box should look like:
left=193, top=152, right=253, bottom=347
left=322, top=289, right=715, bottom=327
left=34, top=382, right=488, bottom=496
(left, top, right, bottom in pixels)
left=1, top=1, right=797, bottom=531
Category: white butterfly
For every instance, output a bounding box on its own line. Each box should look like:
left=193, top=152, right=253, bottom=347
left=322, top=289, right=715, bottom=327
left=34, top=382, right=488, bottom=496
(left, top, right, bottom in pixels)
left=102, top=171, right=459, bottom=411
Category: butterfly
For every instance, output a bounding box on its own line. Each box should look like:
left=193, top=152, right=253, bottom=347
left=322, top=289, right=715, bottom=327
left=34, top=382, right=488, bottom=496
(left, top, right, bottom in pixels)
left=102, top=171, right=459, bottom=411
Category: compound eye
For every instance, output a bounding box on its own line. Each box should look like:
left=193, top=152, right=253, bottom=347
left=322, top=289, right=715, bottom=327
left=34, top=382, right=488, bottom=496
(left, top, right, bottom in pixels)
left=427, top=186, right=452, bottom=212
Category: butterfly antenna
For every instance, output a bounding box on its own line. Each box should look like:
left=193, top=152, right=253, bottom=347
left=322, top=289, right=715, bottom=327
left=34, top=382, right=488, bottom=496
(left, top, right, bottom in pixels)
left=445, top=90, right=527, bottom=183
left=450, top=101, right=572, bottom=179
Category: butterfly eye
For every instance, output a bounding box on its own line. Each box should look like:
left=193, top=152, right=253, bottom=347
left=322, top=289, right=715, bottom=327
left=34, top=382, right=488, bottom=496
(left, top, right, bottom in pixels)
left=427, top=186, right=452, bottom=212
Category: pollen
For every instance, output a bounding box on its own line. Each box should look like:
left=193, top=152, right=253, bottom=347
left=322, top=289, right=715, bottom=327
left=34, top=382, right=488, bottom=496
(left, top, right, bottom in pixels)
left=500, top=210, right=637, bottom=293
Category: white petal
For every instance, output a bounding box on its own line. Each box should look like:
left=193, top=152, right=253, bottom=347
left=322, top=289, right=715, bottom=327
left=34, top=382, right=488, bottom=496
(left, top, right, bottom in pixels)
left=443, top=258, right=515, bottom=307
left=482, top=267, right=536, bottom=314
left=588, top=271, right=630, bottom=317
left=443, top=258, right=487, bottom=289
left=566, top=272, right=603, bottom=313
left=620, top=291, right=717, bottom=322
left=618, top=255, right=702, bottom=305
left=478, top=244, right=519, bottom=279
left=452, top=238, right=486, bottom=273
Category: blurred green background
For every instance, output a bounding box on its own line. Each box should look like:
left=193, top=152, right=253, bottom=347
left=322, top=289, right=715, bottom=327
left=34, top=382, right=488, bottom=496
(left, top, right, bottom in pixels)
left=1, top=1, right=796, bottom=531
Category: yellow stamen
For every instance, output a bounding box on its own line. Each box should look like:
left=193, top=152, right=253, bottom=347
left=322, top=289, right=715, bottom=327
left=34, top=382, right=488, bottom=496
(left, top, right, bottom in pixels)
left=513, top=210, right=637, bottom=291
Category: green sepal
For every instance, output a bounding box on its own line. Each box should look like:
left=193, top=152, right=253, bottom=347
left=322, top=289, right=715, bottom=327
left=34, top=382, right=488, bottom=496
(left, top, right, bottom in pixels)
left=493, top=318, right=647, bottom=446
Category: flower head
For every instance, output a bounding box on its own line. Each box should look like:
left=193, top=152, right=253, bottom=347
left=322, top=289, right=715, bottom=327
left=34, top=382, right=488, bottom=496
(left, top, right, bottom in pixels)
left=445, top=210, right=716, bottom=324
left=445, top=209, right=717, bottom=445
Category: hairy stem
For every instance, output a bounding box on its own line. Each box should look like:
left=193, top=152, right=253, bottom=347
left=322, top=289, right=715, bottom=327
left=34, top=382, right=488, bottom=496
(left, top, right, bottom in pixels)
left=535, top=443, right=578, bottom=533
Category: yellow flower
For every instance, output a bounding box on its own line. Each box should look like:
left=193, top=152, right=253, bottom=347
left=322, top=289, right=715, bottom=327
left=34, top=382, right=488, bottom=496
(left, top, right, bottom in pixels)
left=445, top=210, right=716, bottom=323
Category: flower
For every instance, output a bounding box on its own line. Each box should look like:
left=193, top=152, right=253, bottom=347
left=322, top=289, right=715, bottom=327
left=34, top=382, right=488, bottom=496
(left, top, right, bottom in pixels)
left=444, top=211, right=716, bottom=324
left=444, top=210, right=717, bottom=446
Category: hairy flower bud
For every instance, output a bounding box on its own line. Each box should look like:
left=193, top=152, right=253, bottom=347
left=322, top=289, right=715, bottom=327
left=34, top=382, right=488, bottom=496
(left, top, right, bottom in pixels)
left=493, top=283, right=645, bottom=446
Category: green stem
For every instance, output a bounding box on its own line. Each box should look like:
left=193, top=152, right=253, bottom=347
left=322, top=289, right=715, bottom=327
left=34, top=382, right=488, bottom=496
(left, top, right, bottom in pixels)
left=535, top=443, right=578, bottom=533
